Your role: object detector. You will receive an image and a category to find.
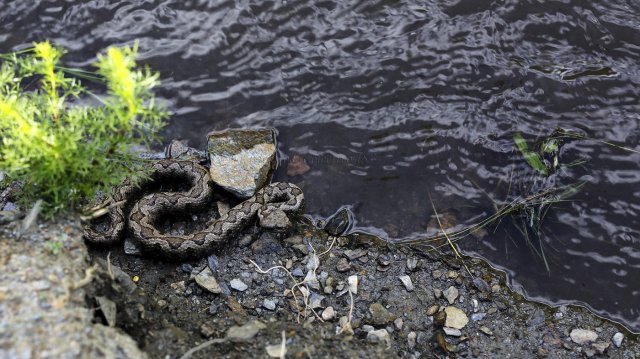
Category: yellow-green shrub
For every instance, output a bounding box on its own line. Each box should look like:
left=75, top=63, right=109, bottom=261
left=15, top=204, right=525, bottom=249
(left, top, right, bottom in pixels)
left=0, top=41, right=167, bottom=215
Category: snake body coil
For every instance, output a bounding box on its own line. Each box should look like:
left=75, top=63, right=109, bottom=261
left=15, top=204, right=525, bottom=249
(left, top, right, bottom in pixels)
left=83, top=160, right=304, bottom=258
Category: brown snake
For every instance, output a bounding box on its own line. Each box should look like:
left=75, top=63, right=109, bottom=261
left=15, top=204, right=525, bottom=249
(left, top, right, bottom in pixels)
left=83, top=160, right=304, bottom=258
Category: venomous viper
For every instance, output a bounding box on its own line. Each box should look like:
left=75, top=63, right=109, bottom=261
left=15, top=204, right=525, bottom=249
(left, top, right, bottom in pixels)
left=83, top=159, right=304, bottom=258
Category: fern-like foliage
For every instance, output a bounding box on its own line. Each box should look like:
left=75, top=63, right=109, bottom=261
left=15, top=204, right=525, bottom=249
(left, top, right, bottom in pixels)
left=0, top=41, right=167, bottom=215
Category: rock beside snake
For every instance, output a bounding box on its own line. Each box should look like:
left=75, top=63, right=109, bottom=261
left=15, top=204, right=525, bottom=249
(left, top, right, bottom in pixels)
left=83, top=160, right=304, bottom=259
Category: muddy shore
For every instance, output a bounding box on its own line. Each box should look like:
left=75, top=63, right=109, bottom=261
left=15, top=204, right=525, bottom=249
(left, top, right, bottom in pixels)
left=1, top=214, right=638, bottom=359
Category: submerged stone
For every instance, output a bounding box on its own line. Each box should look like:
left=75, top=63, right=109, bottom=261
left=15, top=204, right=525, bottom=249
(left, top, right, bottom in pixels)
left=324, top=206, right=354, bottom=236
left=207, top=128, right=277, bottom=198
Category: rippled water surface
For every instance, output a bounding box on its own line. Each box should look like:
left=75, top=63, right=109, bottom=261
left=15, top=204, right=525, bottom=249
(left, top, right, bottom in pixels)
left=2, top=0, right=639, bottom=331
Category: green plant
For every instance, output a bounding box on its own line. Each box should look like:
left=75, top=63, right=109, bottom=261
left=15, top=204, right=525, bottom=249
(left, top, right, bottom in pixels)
left=46, top=236, right=65, bottom=255
left=513, top=133, right=548, bottom=176
left=0, top=41, right=166, bottom=215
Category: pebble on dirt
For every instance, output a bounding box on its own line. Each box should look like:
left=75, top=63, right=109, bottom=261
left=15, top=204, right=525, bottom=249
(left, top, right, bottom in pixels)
left=369, top=303, right=397, bottom=326
left=194, top=267, right=223, bottom=294
left=230, top=278, right=249, bottom=292
left=399, top=275, right=414, bottom=291
left=444, top=306, right=468, bottom=329
left=443, top=286, right=459, bottom=304
left=612, top=332, right=624, bottom=347
left=570, top=328, right=598, bottom=345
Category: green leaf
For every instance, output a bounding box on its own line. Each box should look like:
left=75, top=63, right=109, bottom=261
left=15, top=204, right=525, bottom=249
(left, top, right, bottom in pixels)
left=513, top=133, right=548, bottom=176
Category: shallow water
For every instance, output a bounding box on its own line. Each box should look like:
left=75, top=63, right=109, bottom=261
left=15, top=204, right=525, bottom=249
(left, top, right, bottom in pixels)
left=1, top=0, right=639, bottom=331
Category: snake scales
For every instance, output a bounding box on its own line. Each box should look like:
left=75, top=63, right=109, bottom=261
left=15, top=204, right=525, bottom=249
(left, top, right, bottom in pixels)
left=83, top=160, right=304, bottom=258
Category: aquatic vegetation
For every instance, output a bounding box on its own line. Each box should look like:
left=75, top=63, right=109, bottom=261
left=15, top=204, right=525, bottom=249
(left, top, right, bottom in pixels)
left=513, top=133, right=548, bottom=176
left=408, top=126, right=639, bottom=271
left=0, top=41, right=167, bottom=215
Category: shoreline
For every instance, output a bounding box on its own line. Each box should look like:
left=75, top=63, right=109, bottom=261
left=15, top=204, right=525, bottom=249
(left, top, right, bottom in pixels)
left=1, top=215, right=638, bottom=358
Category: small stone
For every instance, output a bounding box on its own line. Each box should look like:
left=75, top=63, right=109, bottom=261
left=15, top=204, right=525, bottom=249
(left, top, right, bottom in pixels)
left=123, top=238, right=142, bottom=256
left=377, top=255, right=391, bottom=267
left=362, top=324, right=375, bottom=332
left=157, top=299, right=167, bottom=309
left=263, top=298, right=278, bottom=311
left=443, top=327, right=462, bottom=337
left=227, top=296, right=246, bottom=316
left=200, top=323, right=215, bottom=338
left=96, top=296, right=117, bottom=327
left=394, top=318, right=404, bottom=330
left=472, top=299, right=479, bottom=312
left=407, top=331, right=417, bottom=349
left=612, top=332, right=624, bottom=347
left=592, top=341, right=609, bottom=355
left=170, top=281, right=186, bottom=293
left=309, top=294, right=325, bottom=309
left=444, top=306, right=469, bottom=329
left=343, top=248, right=367, bottom=260
left=479, top=326, right=493, bottom=336
left=226, top=320, right=267, bottom=341
left=367, top=329, right=391, bottom=347
left=324, top=285, right=334, bottom=294
left=285, top=259, right=293, bottom=269
left=291, top=268, right=305, bottom=277
left=570, top=329, right=598, bottom=345
left=472, top=278, right=491, bottom=293
left=287, top=154, right=311, bottom=176
left=443, top=286, right=459, bottom=304
left=491, top=284, right=501, bottom=293
left=180, top=263, right=194, bottom=273
left=399, top=275, right=414, bottom=291
left=434, top=288, right=442, bottom=299
left=537, top=347, right=548, bottom=358
left=369, top=303, right=397, bottom=326
left=194, top=267, right=223, bottom=294
left=348, top=275, right=358, bottom=294
left=207, top=254, right=220, bottom=272
left=322, top=306, right=335, bottom=320
left=406, top=258, right=419, bottom=272
left=336, top=258, right=351, bottom=272
left=337, top=316, right=354, bottom=335
left=230, top=279, right=248, bottom=292
left=471, top=313, right=486, bottom=321
left=542, top=334, right=561, bottom=347
left=259, top=209, right=292, bottom=229
left=426, top=304, right=439, bottom=316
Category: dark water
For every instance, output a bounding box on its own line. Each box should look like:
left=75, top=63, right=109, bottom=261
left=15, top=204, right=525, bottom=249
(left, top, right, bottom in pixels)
left=2, top=0, right=639, bottom=331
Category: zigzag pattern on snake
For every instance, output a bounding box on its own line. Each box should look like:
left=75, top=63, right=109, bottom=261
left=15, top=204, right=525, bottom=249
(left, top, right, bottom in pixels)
left=83, top=160, right=304, bottom=258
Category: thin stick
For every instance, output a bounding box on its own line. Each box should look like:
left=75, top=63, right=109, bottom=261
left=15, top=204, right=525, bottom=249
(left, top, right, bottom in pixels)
left=428, top=192, right=472, bottom=276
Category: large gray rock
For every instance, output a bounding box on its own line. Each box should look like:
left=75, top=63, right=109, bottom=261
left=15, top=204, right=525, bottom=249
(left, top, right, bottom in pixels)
left=207, top=129, right=277, bottom=198
left=0, top=219, right=146, bottom=359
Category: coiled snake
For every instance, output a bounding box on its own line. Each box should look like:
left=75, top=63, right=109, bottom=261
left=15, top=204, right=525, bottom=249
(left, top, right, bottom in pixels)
left=83, top=160, right=304, bottom=258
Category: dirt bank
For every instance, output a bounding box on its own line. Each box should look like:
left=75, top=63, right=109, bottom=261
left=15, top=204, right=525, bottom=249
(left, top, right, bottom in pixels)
left=1, top=216, right=638, bottom=358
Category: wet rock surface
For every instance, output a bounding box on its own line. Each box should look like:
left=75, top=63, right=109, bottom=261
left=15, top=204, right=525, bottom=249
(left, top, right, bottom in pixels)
left=207, top=129, right=277, bottom=198
left=1, top=215, right=639, bottom=358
